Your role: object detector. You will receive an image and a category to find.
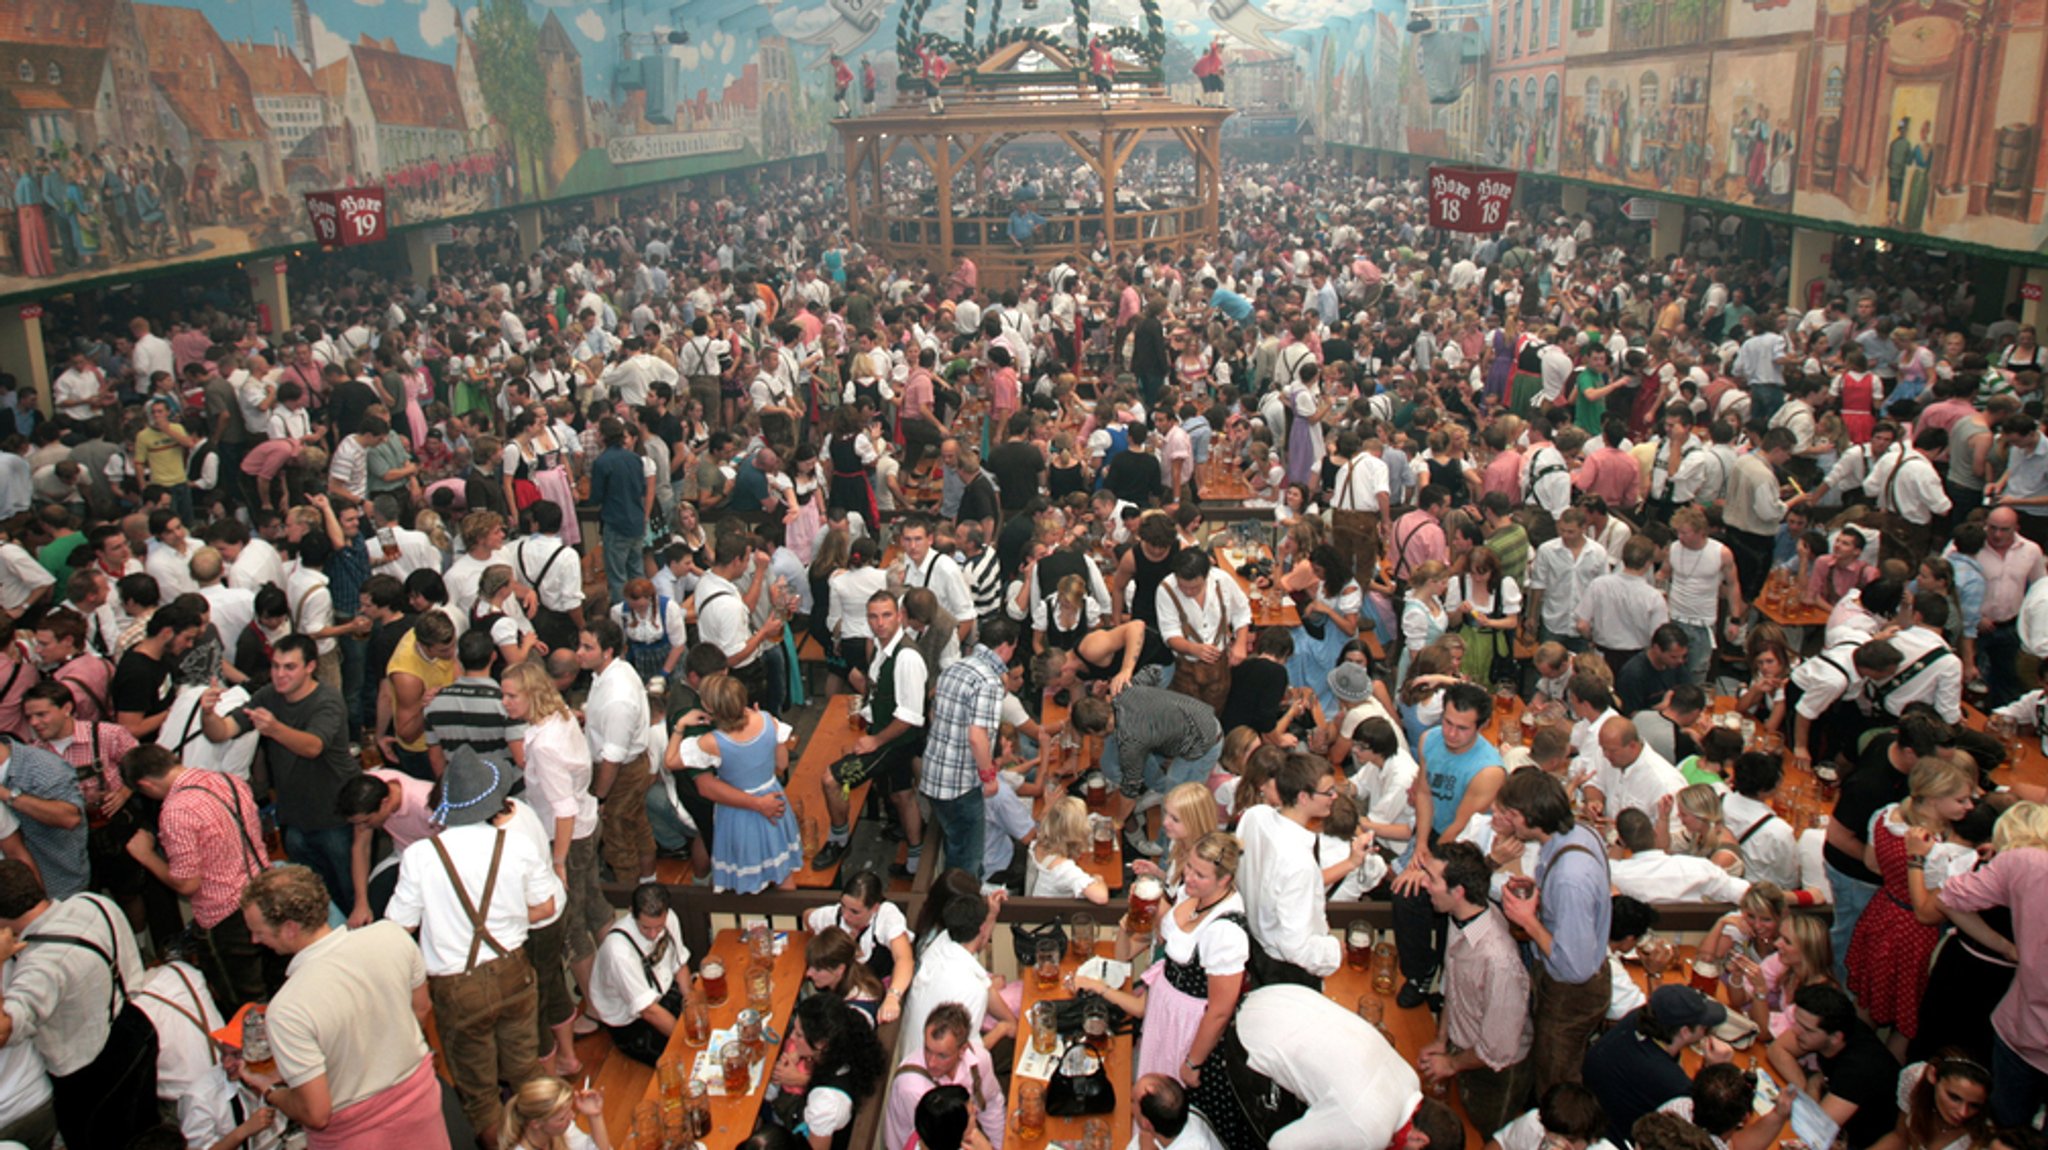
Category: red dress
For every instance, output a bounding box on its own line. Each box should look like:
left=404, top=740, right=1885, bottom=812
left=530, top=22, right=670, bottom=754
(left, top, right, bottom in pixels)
left=1839, top=371, right=1877, bottom=445
left=1845, top=807, right=1939, bottom=1038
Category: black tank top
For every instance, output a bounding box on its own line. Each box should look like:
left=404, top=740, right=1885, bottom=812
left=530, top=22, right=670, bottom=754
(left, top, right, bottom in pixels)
left=1130, top=541, right=1181, bottom=632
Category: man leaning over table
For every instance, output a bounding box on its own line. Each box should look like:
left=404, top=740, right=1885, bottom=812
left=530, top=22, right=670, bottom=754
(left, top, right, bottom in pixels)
left=884, top=1002, right=1004, bottom=1150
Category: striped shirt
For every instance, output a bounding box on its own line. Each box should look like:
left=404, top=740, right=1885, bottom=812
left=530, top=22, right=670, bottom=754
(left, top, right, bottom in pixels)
left=961, top=547, right=1003, bottom=622
left=422, top=676, right=528, bottom=760
left=1108, top=686, right=1222, bottom=797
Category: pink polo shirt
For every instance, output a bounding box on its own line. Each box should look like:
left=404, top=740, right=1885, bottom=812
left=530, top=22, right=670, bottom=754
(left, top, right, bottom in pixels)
left=1940, top=848, right=2048, bottom=1073
left=1573, top=446, right=1641, bottom=509
left=1483, top=449, right=1525, bottom=502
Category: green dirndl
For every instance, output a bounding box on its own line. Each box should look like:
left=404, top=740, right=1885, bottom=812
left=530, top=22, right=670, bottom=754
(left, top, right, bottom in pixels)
left=1510, top=370, right=1546, bottom=418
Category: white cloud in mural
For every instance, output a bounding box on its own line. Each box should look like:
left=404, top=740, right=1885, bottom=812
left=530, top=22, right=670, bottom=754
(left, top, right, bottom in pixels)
left=306, top=11, right=350, bottom=68
left=719, top=32, right=734, bottom=63
left=353, top=0, right=384, bottom=8
left=575, top=10, right=607, bottom=40
left=419, top=0, right=457, bottom=45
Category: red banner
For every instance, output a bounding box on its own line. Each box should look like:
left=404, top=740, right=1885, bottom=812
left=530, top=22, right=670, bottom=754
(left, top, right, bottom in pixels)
left=304, top=187, right=388, bottom=248
left=2024, top=283, right=2044, bottom=302
left=1427, top=166, right=1517, bottom=233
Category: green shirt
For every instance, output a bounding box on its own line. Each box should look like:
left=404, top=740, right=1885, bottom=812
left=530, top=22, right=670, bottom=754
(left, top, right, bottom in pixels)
left=1485, top=524, right=1531, bottom=585
left=37, top=533, right=87, bottom=581
left=1675, top=756, right=1722, bottom=788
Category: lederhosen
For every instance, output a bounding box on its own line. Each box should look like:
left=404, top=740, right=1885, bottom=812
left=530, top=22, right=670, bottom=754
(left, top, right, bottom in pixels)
left=1163, top=581, right=1231, bottom=712
left=1329, top=460, right=1383, bottom=596
left=679, top=336, right=723, bottom=422
left=862, top=636, right=927, bottom=795
left=30, top=894, right=162, bottom=1150
left=600, top=922, right=684, bottom=1066
left=518, top=542, right=580, bottom=653
left=702, top=590, right=772, bottom=708
left=761, top=349, right=801, bottom=450
left=1871, top=449, right=1935, bottom=567
left=425, top=828, right=535, bottom=996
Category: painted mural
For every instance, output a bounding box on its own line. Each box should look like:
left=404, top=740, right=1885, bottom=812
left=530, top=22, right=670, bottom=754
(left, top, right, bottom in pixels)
left=1304, top=0, right=2048, bottom=256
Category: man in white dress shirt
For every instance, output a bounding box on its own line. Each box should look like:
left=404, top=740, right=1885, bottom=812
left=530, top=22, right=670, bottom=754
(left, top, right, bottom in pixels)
left=1574, top=536, right=1669, bottom=673
left=511, top=501, right=586, bottom=653
left=586, top=882, right=690, bottom=1066
left=578, top=619, right=656, bottom=887
left=898, top=886, right=1011, bottom=1059
left=1863, top=428, right=1952, bottom=563
left=1237, top=756, right=1346, bottom=989
left=1525, top=508, right=1610, bottom=651
left=1857, top=628, right=1963, bottom=724
left=895, top=517, right=976, bottom=646
left=1584, top=717, right=1686, bottom=834
left=1608, top=809, right=1752, bottom=904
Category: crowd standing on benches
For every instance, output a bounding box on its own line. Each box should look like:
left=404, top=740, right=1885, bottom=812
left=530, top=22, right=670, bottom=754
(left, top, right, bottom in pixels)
left=0, top=155, right=2045, bottom=1150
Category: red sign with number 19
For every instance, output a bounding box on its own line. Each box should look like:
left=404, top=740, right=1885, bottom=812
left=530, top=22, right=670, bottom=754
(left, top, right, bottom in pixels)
left=303, top=187, right=388, bottom=249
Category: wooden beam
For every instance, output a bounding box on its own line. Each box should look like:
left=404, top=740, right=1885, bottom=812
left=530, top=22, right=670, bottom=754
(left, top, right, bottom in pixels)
left=1055, top=131, right=1103, bottom=177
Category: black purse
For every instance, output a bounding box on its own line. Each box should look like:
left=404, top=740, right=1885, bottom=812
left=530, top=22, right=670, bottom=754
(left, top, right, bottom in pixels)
left=1009, top=917, right=1067, bottom=967
left=1052, top=989, right=1133, bottom=1035
left=1044, top=1039, right=1116, bottom=1117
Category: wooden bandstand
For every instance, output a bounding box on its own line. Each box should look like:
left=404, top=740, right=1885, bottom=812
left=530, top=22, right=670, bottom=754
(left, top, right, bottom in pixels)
left=835, top=9, right=1230, bottom=292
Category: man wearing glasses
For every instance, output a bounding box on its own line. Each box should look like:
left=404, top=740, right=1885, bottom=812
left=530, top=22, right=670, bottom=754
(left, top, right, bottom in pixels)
left=1237, top=755, right=1354, bottom=990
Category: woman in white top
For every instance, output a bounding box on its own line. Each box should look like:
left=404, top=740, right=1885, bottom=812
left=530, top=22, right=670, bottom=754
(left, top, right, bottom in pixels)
left=802, top=870, right=915, bottom=1024
left=1025, top=796, right=1110, bottom=904
left=502, top=662, right=608, bottom=1068
left=1875, top=1058, right=1992, bottom=1150
left=1445, top=547, right=1521, bottom=685
left=1395, top=560, right=1451, bottom=687
left=1073, top=830, right=1248, bottom=1088
left=475, top=564, right=541, bottom=667
left=611, top=576, right=690, bottom=680
left=826, top=536, right=889, bottom=674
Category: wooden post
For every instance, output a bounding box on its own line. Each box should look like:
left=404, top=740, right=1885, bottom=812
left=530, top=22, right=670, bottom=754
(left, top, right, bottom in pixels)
left=1101, top=131, right=1118, bottom=256
left=0, top=305, right=50, bottom=420
left=934, top=135, right=955, bottom=274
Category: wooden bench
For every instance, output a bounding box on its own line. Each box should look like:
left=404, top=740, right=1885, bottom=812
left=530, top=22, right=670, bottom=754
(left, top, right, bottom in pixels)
left=786, top=695, right=875, bottom=890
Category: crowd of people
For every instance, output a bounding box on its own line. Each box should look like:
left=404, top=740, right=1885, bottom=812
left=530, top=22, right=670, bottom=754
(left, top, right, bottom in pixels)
left=0, top=148, right=2041, bottom=1150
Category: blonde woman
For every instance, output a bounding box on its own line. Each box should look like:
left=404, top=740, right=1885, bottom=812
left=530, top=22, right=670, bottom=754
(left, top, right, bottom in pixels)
left=1206, top=727, right=1261, bottom=820
left=501, top=1076, right=609, bottom=1150
left=1033, top=572, right=1102, bottom=654
left=694, top=671, right=802, bottom=893
left=1026, top=795, right=1110, bottom=904
left=1395, top=560, right=1451, bottom=686
left=1726, top=911, right=1833, bottom=1038
left=1656, top=784, right=1743, bottom=875
left=476, top=564, right=541, bottom=666
left=1848, top=758, right=1979, bottom=1054
left=502, top=661, right=607, bottom=1049
left=1694, top=881, right=1785, bottom=994
left=1133, top=782, right=1220, bottom=901
left=1074, top=831, right=1248, bottom=1100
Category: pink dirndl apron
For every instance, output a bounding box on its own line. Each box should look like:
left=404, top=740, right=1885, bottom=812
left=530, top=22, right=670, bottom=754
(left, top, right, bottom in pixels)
left=307, top=1054, right=450, bottom=1150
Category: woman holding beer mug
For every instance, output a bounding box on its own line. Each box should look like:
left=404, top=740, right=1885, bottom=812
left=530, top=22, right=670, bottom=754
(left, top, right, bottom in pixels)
left=1026, top=795, right=1112, bottom=903
left=1074, top=832, right=1248, bottom=1091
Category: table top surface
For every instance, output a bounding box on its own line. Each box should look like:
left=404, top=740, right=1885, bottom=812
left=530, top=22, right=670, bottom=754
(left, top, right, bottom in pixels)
left=1007, top=941, right=1135, bottom=1149
left=1036, top=693, right=1125, bottom=890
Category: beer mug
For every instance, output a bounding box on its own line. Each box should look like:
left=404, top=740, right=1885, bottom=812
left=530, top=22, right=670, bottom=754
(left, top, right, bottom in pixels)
left=1090, top=817, right=1115, bottom=863
left=1082, top=772, right=1108, bottom=811
left=1371, top=933, right=1397, bottom=996
left=684, top=1078, right=712, bottom=1138
left=738, top=1008, right=766, bottom=1063
left=701, top=958, right=729, bottom=1006
left=720, top=1040, right=751, bottom=1094
left=1034, top=938, right=1062, bottom=991
left=747, top=966, right=774, bottom=1014
left=1128, top=875, right=1163, bottom=933
left=682, top=997, right=711, bottom=1045
left=1016, top=1080, right=1047, bottom=1140
left=1346, top=922, right=1373, bottom=971
left=746, top=922, right=774, bottom=970
left=1082, top=998, right=1111, bottom=1054
left=1069, top=913, right=1098, bottom=961
left=1031, top=1002, right=1060, bottom=1056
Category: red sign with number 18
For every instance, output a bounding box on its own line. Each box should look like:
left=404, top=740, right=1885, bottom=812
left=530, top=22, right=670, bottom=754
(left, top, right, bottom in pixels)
left=1428, top=166, right=1517, bottom=234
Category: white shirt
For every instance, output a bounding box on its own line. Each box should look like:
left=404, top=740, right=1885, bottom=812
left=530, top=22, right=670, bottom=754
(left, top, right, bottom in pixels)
left=0, top=543, right=53, bottom=613
left=587, top=910, right=690, bottom=1027
left=329, top=435, right=371, bottom=500
left=1610, top=849, right=1752, bottom=904
left=1665, top=540, right=1729, bottom=626
left=899, top=933, right=992, bottom=1059
left=1329, top=454, right=1390, bottom=513
left=53, top=367, right=102, bottom=421
left=1493, top=1107, right=1620, bottom=1150
left=1863, top=446, right=1952, bottom=526
left=1155, top=571, right=1252, bottom=646
left=1526, top=537, right=1610, bottom=635
left=1868, top=625, right=1962, bottom=723
left=228, top=538, right=287, bottom=595
left=0, top=961, right=51, bottom=1130
left=199, top=584, right=256, bottom=661
left=366, top=525, right=441, bottom=584
left=803, top=902, right=912, bottom=967
left=863, top=631, right=928, bottom=728
left=286, top=567, right=335, bottom=655
left=443, top=546, right=512, bottom=624
left=1574, top=571, right=1669, bottom=650
left=145, top=540, right=200, bottom=600
left=585, top=658, right=652, bottom=764
left=1593, top=745, right=1687, bottom=827
left=901, top=548, right=976, bottom=625
left=131, top=333, right=175, bottom=384
left=1792, top=639, right=1865, bottom=718
left=827, top=567, right=889, bottom=640
left=2019, top=575, right=2048, bottom=659
left=1236, top=806, right=1341, bottom=977
left=513, top=535, right=585, bottom=613
left=132, top=961, right=240, bottom=1149
left=523, top=713, right=600, bottom=842
left=386, top=822, right=558, bottom=977
left=1238, top=984, right=1422, bottom=1150
left=694, top=571, right=759, bottom=667
left=1722, top=790, right=1797, bottom=890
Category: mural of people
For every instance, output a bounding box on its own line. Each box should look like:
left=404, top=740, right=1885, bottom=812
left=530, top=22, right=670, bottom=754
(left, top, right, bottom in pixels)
left=1886, top=118, right=1913, bottom=227
left=1903, top=120, right=1933, bottom=232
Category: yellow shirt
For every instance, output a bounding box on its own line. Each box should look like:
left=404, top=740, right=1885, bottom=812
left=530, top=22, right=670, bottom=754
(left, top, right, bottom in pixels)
left=386, top=630, right=457, bottom=752
left=135, top=427, right=189, bottom=487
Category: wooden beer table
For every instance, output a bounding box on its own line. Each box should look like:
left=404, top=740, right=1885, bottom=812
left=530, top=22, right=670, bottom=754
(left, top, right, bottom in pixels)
left=784, top=693, right=874, bottom=888
left=1037, top=692, right=1123, bottom=890
left=1212, top=544, right=1302, bottom=628
left=1196, top=460, right=1255, bottom=504
left=1007, top=938, right=1136, bottom=1149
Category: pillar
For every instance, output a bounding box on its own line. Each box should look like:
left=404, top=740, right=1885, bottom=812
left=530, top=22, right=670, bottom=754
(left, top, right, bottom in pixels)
left=1377, top=152, right=1399, bottom=182
left=0, top=305, right=51, bottom=419
left=1560, top=183, right=1588, bottom=214
left=405, top=227, right=440, bottom=281
left=1787, top=227, right=1830, bottom=312
left=2022, top=267, right=2048, bottom=332
left=248, top=259, right=291, bottom=335
left=707, top=173, right=727, bottom=196
left=513, top=206, right=543, bottom=255
left=589, top=194, right=619, bottom=223
left=1650, top=199, right=1686, bottom=262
